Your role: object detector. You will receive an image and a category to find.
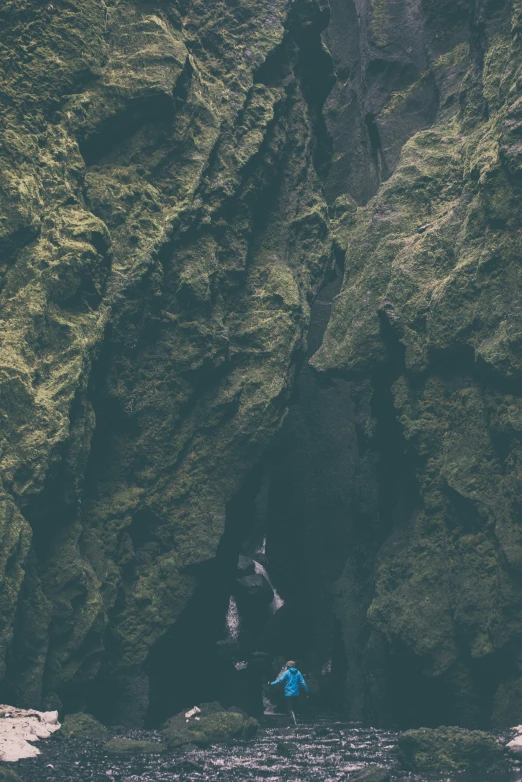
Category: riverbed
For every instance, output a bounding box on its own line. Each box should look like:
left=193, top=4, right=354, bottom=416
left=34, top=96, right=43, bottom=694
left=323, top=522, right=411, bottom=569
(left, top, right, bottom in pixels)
left=12, top=716, right=522, bottom=782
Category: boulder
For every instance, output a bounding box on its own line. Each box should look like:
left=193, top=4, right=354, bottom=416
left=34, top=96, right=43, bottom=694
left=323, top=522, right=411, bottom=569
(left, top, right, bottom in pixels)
left=61, top=713, right=108, bottom=739
left=164, top=730, right=210, bottom=749
left=237, top=556, right=256, bottom=577
left=398, top=726, right=505, bottom=772
left=235, top=574, right=274, bottom=606
left=277, top=741, right=299, bottom=756
left=0, top=769, right=24, bottom=782
left=242, top=717, right=260, bottom=738
left=346, top=768, right=390, bottom=782
left=195, top=701, right=223, bottom=715
left=104, top=738, right=165, bottom=754
left=494, top=679, right=522, bottom=728
left=162, top=704, right=259, bottom=749
left=0, top=705, right=60, bottom=762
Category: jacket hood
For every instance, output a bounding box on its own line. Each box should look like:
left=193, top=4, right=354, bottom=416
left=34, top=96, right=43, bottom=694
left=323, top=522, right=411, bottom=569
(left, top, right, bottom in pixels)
left=288, top=667, right=298, bottom=673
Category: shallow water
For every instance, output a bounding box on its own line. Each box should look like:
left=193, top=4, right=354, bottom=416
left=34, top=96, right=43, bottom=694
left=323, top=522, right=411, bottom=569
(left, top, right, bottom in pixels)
left=13, top=715, right=522, bottom=782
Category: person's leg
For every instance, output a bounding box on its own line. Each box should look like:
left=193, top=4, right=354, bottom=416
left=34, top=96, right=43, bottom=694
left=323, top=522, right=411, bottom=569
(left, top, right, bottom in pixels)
left=286, top=696, right=297, bottom=726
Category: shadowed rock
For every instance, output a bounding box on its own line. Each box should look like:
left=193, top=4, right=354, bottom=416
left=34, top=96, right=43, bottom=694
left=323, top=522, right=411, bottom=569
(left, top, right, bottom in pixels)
left=61, top=713, right=108, bottom=739
left=398, top=726, right=506, bottom=772
left=105, top=738, right=165, bottom=755
left=345, top=769, right=390, bottom=782
left=162, top=703, right=259, bottom=749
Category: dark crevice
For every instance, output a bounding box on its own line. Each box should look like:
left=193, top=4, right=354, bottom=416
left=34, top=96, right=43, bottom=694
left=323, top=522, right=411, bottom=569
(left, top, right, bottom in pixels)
left=0, top=552, right=48, bottom=709
left=387, top=640, right=450, bottom=729
left=0, top=223, right=42, bottom=294
left=443, top=484, right=484, bottom=534
left=145, top=466, right=265, bottom=726
left=370, top=313, right=420, bottom=546
left=427, top=342, right=522, bottom=396
left=79, top=93, right=175, bottom=167
left=23, top=396, right=87, bottom=563
left=365, top=112, right=388, bottom=182
left=295, top=35, right=336, bottom=183
left=128, top=509, right=161, bottom=549
left=254, top=36, right=294, bottom=88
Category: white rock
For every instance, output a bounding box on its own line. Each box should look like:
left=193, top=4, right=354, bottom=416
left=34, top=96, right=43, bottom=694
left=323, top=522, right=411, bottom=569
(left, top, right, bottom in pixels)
left=0, top=704, right=61, bottom=762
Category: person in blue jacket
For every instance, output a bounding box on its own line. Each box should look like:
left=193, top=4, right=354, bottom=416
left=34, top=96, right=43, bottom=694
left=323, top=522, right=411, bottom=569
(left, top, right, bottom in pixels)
left=269, top=661, right=308, bottom=725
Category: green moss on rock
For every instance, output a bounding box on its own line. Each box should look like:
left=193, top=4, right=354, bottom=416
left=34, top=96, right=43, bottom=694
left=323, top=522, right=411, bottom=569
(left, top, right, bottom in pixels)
left=398, top=726, right=505, bottom=772
left=104, top=738, right=165, bottom=755
left=315, top=0, right=522, bottom=727
left=345, top=768, right=390, bottom=782
left=492, top=677, right=522, bottom=728
left=0, top=0, right=332, bottom=722
left=162, top=707, right=259, bottom=748
left=0, top=769, right=24, bottom=782
left=61, top=713, right=108, bottom=739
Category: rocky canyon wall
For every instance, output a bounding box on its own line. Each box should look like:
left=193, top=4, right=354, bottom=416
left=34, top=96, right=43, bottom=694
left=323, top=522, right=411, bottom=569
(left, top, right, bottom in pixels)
left=308, top=0, right=522, bottom=729
left=1, top=0, right=522, bottom=732
left=0, top=0, right=333, bottom=724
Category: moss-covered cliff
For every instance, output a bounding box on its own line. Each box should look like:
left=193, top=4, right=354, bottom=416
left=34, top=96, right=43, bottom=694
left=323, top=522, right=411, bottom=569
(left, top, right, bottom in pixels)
left=2, top=0, right=522, bottom=732
left=0, top=0, right=332, bottom=724
left=309, top=0, right=522, bottom=728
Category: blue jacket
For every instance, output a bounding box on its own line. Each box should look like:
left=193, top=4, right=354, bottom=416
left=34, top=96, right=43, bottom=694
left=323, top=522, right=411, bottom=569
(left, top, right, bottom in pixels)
left=270, top=667, right=308, bottom=697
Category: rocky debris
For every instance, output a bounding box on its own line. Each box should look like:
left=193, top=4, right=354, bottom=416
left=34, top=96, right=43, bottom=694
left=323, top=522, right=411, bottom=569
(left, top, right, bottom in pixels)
left=8, top=718, right=400, bottom=781
left=276, top=741, right=299, bottom=756
left=345, top=768, right=390, bottom=782
left=398, top=726, right=506, bottom=773
left=184, top=707, right=202, bottom=722
left=104, top=738, right=165, bottom=755
left=0, top=706, right=60, bottom=762
left=162, top=703, right=259, bottom=749
left=60, top=713, right=108, bottom=740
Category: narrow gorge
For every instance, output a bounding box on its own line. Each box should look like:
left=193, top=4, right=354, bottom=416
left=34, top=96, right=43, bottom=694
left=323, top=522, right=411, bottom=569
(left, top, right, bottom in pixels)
left=1, top=0, right=522, bottom=743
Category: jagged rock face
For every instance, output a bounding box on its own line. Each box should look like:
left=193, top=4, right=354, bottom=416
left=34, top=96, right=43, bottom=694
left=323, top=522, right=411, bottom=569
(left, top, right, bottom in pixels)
left=3, top=0, right=522, bottom=733
left=0, top=0, right=332, bottom=723
left=311, top=0, right=522, bottom=727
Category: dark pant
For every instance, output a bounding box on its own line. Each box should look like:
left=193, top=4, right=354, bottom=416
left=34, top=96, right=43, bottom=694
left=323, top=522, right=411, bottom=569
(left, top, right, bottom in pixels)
left=285, top=696, right=298, bottom=715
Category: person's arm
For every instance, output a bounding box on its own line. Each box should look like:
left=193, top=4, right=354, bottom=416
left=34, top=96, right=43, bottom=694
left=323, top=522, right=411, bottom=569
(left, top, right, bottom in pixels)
left=269, top=671, right=289, bottom=687
left=298, top=672, right=308, bottom=693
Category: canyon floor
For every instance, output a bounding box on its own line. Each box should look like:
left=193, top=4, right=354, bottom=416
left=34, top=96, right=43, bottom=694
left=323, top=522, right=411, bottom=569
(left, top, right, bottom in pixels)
left=10, top=715, right=521, bottom=782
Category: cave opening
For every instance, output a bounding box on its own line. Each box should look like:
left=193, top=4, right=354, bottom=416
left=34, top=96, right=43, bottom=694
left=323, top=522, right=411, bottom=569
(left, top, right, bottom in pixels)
left=144, top=466, right=273, bottom=726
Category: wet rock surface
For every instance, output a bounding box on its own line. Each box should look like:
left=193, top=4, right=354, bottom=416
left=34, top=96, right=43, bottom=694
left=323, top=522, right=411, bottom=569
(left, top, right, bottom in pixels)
left=161, top=703, right=259, bottom=748
left=0, top=769, right=24, bottom=782
left=12, top=717, right=522, bottom=782
left=345, top=768, right=391, bottom=782
left=61, top=714, right=108, bottom=740
left=398, top=726, right=506, bottom=773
